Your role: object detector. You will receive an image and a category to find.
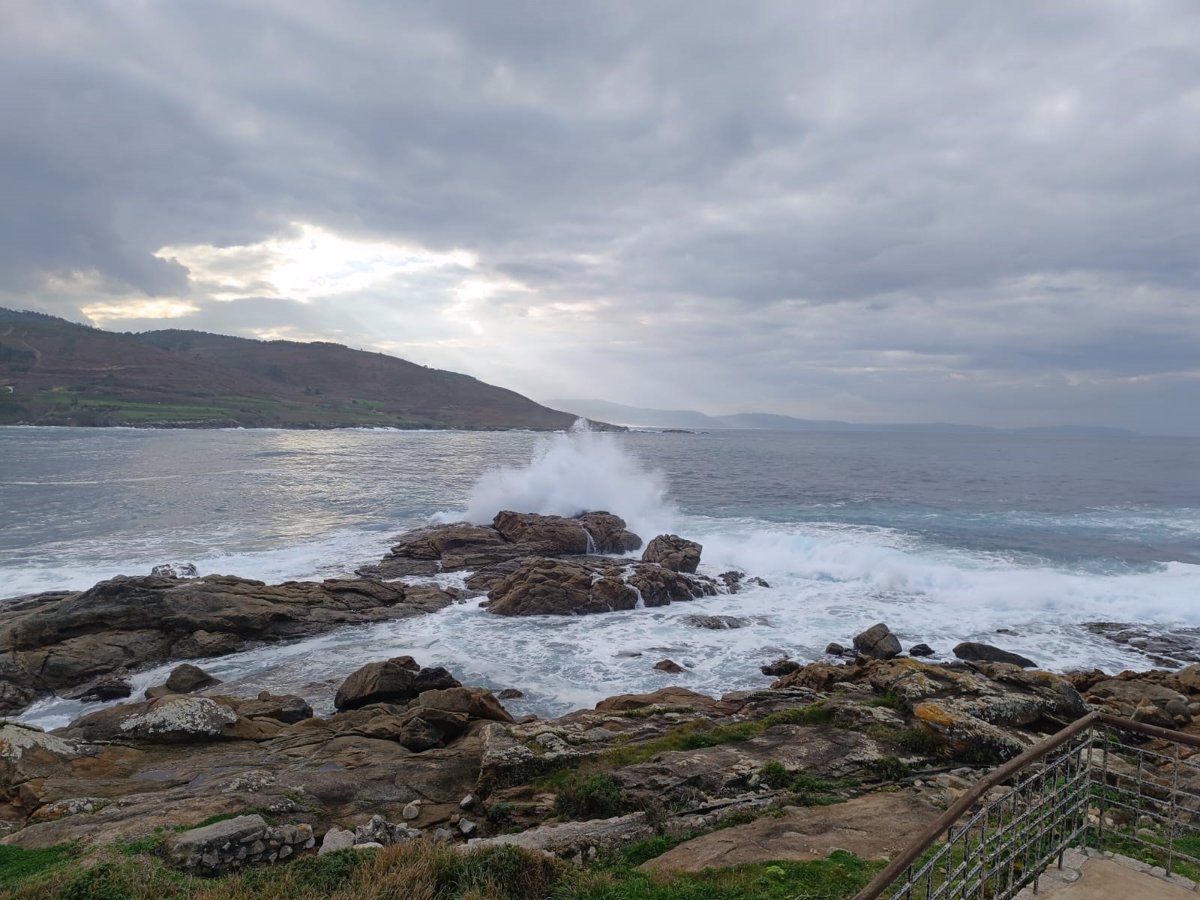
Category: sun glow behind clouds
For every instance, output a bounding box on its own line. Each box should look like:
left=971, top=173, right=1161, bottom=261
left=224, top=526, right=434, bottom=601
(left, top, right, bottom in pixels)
left=155, top=223, right=479, bottom=302
left=80, top=299, right=199, bottom=325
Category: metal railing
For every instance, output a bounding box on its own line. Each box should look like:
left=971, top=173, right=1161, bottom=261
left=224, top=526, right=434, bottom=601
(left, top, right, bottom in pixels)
left=856, top=711, right=1200, bottom=899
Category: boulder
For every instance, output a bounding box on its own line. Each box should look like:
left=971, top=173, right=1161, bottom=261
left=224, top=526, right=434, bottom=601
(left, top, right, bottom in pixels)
left=414, top=687, right=515, bottom=723
left=909, top=644, right=935, bottom=658
left=654, top=659, right=685, bottom=674
left=641, top=535, right=702, bottom=573
left=953, top=642, right=1035, bottom=668
left=334, top=657, right=461, bottom=710
left=497, top=689, right=524, bottom=700
left=826, top=643, right=848, bottom=656
left=237, top=691, right=314, bottom=724
left=146, top=663, right=221, bottom=698
left=761, top=658, right=801, bottom=677
left=118, top=696, right=239, bottom=743
left=485, top=559, right=637, bottom=616
left=853, top=624, right=901, bottom=660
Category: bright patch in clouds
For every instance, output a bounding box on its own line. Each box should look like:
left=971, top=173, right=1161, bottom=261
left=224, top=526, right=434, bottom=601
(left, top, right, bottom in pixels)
left=80, top=299, right=198, bottom=325
left=156, top=223, right=478, bottom=303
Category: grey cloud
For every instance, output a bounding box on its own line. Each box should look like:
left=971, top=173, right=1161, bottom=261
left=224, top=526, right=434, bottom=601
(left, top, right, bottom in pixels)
left=0, top=1, right=1198, bottom=432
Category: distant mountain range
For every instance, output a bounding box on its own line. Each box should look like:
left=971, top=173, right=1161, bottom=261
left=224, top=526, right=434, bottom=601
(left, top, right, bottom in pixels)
left=0, top=307, right=605, bottom=430
left=547, top=398, right=1139, bottom=436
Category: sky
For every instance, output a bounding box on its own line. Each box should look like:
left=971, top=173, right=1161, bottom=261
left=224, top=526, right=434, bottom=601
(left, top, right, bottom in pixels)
left=1, top=2, right=1198, bottom=434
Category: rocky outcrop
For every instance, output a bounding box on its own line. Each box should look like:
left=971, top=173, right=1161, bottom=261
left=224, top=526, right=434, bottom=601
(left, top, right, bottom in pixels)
left=853, top=623, right=901, bottom=660
left=361, top=511, right=642, bottom=579
left=334, top=657, right=462, bottom=710
left=772, top=656, right=1087, bottom=758
left=641, top=535, right=702, bottom=573
left=0, top=575, right=454, bottom=715
left=485, top=559, right=638, bottom=616
left=953, top=641, right=1036, bottom=668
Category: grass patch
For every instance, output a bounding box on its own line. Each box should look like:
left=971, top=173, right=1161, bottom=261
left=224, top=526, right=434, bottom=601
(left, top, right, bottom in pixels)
left=0, top=843, right=76, bottom=884
left=555, top=774, right=629, bottom=819
left=5, top=836, right=878, bottom=900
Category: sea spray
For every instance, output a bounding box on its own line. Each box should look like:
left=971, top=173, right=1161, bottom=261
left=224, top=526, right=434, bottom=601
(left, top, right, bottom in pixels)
left=442, top=419, right=677, bottom=540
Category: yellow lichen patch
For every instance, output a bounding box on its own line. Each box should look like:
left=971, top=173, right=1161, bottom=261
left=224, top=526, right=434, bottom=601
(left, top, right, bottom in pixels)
left=913, top=702, right=956, bottom=728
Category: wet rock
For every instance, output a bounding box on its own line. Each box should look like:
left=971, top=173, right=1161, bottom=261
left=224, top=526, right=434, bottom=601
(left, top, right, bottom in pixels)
left=486, top=559, right=638, bottom=616
left=70, top=675, right=133, bottom=703
left=641, top=535, right=702, bottom=573
left=654, top=659, right=686, bottom=674
left=953, top=642, right=1035, bottom=668
left=683, top=615, right=749, bottom=630
left=909, top=644, right=935, bottom=657
left=497, top=689, right=524, bottom=700
left=364, top=512, right=642, bottom=579
left=0, top=575, right=451, bottom=715
left=146, top=663, right=221, bottom=699
left=1083, top=623, right=1200, bottom=668
left=151, top=563, right=199, bottom=579
left=761, top=658, right=801, bottom=677
left=626, top=564, right=716, bottom=606
left=825, top=642, right=848, bottom=656
left=853, top=624, right=901, bottom=660
left=334, top=657, right=461, bottom=711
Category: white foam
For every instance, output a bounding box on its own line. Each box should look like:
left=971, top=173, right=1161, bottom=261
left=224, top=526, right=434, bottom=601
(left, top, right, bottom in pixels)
left=439, top=420, right=677, bottom=539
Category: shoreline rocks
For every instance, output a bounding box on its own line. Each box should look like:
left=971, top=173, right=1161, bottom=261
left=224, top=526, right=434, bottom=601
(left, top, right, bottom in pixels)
left=360, top=511, right=642, bottom=579
left=0, top=575, right=455, bottom=716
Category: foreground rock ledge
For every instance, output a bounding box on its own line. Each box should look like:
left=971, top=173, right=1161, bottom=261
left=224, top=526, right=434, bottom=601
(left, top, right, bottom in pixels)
left=4, top=654, right=1200, bottom=881
left=0, top=574, right=455, bottom=715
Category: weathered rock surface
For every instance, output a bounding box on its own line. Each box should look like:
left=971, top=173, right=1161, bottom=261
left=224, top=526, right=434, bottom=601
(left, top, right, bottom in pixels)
left=641, top=534, right=702, bottom=573
left=151, top=562, right=199, bottom=579
left=953, top=641, right=1036, bottom=668
left=853, top=623, right=901, bottom=660
left=334, top=657, right=462, bottom=710
left=0, top=575, right=454, bottom=714
left=772, top=656, right=1088, bottom=757
left=653, top=659, right=685, bottom=674
left=641, top=791, right=942, bottom=871
left=362, top=511, right=642, bottom=578
left=485, top=559, right=638, bottom=616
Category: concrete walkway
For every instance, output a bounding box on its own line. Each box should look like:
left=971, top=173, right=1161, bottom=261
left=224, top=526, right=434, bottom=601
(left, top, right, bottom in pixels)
left=1017, top=848, right=1200, bottom=898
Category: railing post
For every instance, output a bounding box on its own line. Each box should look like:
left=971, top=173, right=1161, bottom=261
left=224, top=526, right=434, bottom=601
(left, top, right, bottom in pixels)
left=1098, top=723, right=1110, bottom=852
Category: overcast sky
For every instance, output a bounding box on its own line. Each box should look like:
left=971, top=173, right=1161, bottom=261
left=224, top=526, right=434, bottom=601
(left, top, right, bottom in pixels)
left=2, top=1, right=1198, bottom=434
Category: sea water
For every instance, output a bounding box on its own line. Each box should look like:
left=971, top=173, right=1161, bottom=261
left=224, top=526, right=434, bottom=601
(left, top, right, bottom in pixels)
left=2, top=425, right=1198, bottom=729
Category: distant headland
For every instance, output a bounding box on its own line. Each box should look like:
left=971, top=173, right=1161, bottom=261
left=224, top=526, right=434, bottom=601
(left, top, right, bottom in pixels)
left=0, top=308, right=614, bottom=431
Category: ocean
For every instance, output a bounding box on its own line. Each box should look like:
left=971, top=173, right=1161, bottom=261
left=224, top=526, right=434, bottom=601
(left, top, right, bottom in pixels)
left=3, top=425, right=1198, bottom=729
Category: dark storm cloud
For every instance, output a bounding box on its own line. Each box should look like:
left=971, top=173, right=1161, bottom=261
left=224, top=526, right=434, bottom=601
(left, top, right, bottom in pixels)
left=0, top=1, right=1198, bottom=432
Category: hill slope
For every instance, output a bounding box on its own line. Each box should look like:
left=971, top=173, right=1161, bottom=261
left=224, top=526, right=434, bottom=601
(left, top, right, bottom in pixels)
left=0, top=308, right=595, bottom=430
